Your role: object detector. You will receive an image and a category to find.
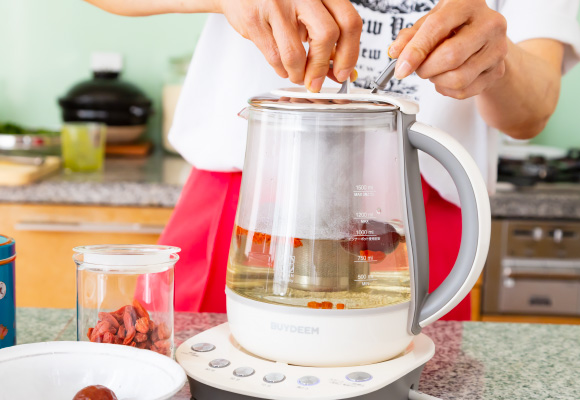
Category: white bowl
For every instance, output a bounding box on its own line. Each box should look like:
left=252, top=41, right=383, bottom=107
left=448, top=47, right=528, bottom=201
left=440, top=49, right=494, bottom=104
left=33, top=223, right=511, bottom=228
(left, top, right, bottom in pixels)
left=0, top=341, right=186, bottom=400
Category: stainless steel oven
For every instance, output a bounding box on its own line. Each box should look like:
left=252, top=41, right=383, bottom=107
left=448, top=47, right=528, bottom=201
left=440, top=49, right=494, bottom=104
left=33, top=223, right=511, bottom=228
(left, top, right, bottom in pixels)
left=482, top=219, right=580, bottom=316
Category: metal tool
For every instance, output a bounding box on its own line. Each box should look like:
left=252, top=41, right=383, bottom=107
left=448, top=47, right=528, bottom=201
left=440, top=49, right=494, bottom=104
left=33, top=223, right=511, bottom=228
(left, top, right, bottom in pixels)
left=371, top=58, right=398, bottom=93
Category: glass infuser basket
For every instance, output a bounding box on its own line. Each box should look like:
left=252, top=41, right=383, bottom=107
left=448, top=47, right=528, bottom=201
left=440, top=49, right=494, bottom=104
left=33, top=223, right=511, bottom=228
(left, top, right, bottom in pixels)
left=226, top=86, right=491, bottom=367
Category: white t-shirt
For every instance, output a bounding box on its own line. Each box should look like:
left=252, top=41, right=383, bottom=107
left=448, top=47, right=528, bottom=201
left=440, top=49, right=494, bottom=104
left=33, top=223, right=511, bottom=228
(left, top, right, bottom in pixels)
left=170, top=0, right=580, bottom=206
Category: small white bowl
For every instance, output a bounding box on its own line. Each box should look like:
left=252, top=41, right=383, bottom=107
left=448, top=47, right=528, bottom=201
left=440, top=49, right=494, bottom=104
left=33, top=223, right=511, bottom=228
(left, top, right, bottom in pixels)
left=0, top=341, right=186, bottom=400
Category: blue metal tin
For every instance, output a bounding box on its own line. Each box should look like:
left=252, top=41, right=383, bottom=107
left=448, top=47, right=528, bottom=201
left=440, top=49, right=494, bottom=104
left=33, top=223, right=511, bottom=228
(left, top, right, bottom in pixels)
left=0, top=234, right=16, bottom=348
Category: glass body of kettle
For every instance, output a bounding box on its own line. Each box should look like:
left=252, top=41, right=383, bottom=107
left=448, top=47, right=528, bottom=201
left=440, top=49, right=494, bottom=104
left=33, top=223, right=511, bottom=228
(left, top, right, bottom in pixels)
left=226, top=98, right=411, bottom=311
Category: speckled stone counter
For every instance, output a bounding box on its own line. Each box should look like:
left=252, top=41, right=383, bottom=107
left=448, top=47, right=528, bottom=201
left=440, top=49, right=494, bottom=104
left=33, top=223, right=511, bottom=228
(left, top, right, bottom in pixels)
left=14, top=308, right=580, bottom=399
left=491, top=183, right=580, bottom=220
left=0, top=154, right=191, bottom=207
left=1, top=152, right=580, bottom=219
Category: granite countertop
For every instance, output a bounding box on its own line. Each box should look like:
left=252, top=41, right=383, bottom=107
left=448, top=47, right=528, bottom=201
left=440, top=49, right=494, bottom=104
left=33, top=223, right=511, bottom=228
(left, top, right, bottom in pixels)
left=491, top=182, right=580, bottom=220
left=14, top=308, right=580, bottom=399
left=1, top=152, right=580, bottom=219
left=0, top=153, right=191, bottom=208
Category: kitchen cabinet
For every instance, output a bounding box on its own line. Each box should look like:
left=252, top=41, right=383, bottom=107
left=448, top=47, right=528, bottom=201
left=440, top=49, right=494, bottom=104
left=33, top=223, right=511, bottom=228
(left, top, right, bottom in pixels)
left=0, top=203, right=173, bottom=309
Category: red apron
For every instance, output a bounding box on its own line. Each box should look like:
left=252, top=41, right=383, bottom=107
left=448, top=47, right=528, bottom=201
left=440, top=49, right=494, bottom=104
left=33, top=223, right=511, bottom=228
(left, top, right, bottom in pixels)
left=161, top=168, right=469, bottom=320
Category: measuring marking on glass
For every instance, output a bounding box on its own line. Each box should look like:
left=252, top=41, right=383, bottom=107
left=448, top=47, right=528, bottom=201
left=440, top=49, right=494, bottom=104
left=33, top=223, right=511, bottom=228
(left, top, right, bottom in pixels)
left=354, top=274, right=377, bottom=286
left=355, top=255, right=379, bottom=263
left=354, top=184, right=376, bottom=197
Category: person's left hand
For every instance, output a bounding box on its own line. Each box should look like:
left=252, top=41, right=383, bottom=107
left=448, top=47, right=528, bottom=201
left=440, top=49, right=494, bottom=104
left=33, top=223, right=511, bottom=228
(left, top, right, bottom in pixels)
left=388, top=0, right=508, bottom=100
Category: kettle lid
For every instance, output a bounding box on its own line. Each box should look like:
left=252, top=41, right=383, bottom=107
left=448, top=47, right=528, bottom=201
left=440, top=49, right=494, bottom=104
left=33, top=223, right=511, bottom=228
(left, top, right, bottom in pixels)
left=249, top=87, right=419, bottom=115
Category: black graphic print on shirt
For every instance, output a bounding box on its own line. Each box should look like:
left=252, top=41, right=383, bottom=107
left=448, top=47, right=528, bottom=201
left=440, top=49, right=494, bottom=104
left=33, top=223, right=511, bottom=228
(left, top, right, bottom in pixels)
left=350, top=0, right=439, bottom=98
left=351, top=0, right=437, bottom=14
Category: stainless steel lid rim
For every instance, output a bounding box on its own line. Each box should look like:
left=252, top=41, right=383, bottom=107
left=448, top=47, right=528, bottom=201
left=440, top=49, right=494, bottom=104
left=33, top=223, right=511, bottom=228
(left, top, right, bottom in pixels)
left=225, top=287, right=410, bottom=316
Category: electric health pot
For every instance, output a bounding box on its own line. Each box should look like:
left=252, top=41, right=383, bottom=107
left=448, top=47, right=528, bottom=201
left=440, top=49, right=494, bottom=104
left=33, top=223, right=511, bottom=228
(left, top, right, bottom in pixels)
left=225, top=79, right=491, bottom=367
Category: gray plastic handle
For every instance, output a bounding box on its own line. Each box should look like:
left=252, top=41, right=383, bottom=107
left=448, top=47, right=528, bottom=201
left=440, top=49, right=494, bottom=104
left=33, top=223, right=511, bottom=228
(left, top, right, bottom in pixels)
left=405, top=121, right=491, bottom=333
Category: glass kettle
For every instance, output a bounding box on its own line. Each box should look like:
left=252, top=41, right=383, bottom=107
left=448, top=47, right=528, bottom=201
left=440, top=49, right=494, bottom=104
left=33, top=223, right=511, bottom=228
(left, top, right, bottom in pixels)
left=226, top=69, right=491, bottom=367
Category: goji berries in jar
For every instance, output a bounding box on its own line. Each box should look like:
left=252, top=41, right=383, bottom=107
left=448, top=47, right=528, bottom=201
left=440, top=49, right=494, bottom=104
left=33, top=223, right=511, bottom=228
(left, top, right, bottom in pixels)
left=74, top=245, right=179, bottom=357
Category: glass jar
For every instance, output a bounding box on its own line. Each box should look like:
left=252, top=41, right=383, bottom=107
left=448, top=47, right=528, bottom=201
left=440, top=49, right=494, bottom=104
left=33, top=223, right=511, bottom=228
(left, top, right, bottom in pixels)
left=162, top=55, right=191, bottom=153
left=74, top=245, right=179, bottom=357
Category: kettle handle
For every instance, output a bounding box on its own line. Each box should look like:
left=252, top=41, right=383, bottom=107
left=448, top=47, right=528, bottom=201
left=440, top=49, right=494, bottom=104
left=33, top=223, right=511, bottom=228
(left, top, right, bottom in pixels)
left=406, top=121, right=491, bottom=331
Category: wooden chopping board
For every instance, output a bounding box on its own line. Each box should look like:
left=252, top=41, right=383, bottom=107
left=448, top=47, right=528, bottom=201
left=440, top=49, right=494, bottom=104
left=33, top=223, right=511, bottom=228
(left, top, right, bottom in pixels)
left=0, top=156, right=61, bottom=186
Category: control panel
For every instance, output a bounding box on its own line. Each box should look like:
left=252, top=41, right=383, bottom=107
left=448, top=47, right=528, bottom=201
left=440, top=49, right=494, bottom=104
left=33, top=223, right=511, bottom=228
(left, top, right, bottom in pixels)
left=176, top=323, right=434, bottom=400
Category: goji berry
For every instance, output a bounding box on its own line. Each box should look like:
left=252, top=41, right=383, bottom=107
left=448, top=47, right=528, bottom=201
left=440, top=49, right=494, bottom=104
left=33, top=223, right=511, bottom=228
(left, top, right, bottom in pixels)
left=135, top=317, right=150, bottom=334
left=132, top=299, right=150, bottom=320
left=157, top=322, right=171, bottom=340
left=98, top=312, right=120, bottom=331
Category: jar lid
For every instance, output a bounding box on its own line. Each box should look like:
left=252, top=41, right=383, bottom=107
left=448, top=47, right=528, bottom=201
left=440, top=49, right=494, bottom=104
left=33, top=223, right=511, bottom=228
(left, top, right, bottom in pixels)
left=73, top=245, right=180, bottom=273
left=0, top=235, right=15, bottom=262
left=248, top=87, right=419, bottom=115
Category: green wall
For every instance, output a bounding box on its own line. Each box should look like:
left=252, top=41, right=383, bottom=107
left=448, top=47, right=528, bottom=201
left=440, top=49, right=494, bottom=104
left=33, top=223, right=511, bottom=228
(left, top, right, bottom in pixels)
left=0, top=0, right=207, bottom=145
left=531, top=67, right=580, bottom=149
left=0, top=1, right=578, bottom=148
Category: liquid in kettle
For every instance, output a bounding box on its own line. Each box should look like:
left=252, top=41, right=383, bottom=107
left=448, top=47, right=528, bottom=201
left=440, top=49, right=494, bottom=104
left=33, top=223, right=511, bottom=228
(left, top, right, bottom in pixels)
left=226, top=220, right=411, bottom=310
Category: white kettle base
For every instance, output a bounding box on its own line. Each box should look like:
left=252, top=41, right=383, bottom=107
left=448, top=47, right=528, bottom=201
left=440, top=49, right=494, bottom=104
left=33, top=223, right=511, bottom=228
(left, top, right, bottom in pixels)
left=176, top=323, right=436, bottom=400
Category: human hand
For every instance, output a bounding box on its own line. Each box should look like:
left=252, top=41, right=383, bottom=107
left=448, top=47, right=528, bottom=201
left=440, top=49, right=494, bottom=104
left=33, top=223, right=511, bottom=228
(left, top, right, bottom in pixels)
left=388, top=0, right=508, bottom=100
left=216, top=0, right=362, bottom=92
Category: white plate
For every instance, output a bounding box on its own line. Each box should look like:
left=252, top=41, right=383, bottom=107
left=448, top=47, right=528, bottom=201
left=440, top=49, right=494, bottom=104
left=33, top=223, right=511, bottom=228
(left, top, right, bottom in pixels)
left=0, top=341, right=186, bottom=400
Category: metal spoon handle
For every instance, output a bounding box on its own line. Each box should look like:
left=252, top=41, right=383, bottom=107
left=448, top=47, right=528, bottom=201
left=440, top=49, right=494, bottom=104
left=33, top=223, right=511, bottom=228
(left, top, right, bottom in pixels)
left=370, top=58, right=398, bottom=93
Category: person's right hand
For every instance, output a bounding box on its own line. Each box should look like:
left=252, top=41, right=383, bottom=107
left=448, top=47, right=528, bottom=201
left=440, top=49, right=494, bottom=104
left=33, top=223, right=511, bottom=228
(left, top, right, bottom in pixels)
left=216, top=0, right=362, bottom=92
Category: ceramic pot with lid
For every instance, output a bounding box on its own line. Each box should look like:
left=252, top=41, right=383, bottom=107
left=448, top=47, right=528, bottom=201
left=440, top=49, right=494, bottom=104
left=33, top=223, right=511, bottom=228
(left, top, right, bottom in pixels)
left=58, top=53, right=153, bottom=144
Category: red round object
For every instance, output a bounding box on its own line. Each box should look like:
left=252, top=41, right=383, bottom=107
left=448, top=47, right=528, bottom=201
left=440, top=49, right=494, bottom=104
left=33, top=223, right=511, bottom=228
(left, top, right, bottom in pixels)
left=72, top=385, right=118, bottom=400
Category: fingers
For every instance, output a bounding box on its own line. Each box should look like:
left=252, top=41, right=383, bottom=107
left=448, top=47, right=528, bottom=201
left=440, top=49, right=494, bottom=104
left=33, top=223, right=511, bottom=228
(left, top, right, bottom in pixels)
left=432, top=59, right=506, bottom=100
left=246, top=23, right=288, bottom=79
left=322, top=0, right=362, bottom=82
left=327, top=67, right=358, bottom=83
left=297, top=1, right=341, bottom=92
left=415, top=24, right=486, bottom=79
left=388, top=12, right=429, bottom=59
left=394, top=3, right=472, bottom=79
left=270, top=11, right=307, bottom=84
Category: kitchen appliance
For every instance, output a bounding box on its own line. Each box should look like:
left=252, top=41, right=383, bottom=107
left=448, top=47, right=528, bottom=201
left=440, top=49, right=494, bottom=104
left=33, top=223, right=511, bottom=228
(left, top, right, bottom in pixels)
left=225, top=78, right=491, bottom=366
left=176, top=322, right=435, bottom=400
left=497, top=148, right=580, bottom=187
left=483, top=218, right=580, bottom=316
left=58, top=53, right=153, bottom=144
left=178, top=61, right=491, bottom=399
left=0, top=235, right=15, bottom=349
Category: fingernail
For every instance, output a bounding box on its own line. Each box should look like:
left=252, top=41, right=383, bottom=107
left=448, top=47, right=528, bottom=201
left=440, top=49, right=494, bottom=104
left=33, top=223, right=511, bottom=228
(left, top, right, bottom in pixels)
left=307, top=76, right=325, bottom=93
left=351, top=69, right=358, bottom=82
left=388, top=43, right=397, bottom=58
left=394, top=60, right=412, bottom=80
left=336, top=69, right=350, bottom=83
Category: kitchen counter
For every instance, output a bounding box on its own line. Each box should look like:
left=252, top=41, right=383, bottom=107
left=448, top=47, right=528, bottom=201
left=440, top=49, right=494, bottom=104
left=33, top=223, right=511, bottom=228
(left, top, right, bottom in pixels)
left=491, top=182, right=580, bottom=220
left=0, top=153, right=191, bottom=207
left=1, top=152, right=579, bottom=219
left=15, top=308, right=580, bottom=399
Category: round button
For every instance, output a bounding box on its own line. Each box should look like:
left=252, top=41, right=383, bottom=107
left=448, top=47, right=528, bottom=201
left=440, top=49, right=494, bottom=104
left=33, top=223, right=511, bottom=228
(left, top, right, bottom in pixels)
left=298, top=376, right=320, bottom=386
left=209, top=358, right=231, bottom=368
left=191, top=343, right=215, bottom=352
left=263, top=372, right=286, bottom=384
left=233, top=367, right=255, bottom=377
left=346, top=372, right=372, bottom=383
